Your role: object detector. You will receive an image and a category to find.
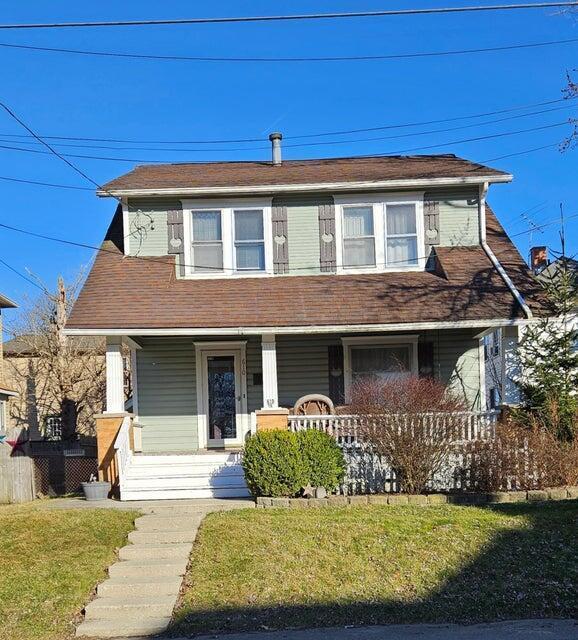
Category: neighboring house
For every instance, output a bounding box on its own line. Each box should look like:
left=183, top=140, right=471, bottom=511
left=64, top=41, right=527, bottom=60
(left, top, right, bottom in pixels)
left=0, top=293, right=18, bottom=432
left=480, top=252, right=578, bottom=410
left=2, top=334, right=108, bottom=440
left=65, top=138, right=545, bottom=499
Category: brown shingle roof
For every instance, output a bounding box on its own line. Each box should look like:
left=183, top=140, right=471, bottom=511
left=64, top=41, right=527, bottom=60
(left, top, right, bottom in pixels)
left=100, top=155, right=509, bottom=193
left=66, top=206, right=544, bottom=331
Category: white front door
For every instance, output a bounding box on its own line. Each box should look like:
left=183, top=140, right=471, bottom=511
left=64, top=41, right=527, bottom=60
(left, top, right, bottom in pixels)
left=199, top=347, right=247, bottom=448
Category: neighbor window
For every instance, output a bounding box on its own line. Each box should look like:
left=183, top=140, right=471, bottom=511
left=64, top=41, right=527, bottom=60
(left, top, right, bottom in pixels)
left=488, top=387, right=500, bottom=410
left=350, top=344, right=413, bottom=381
left=234, top=209, right=265, bottom=271
left=343, top=206, right=376, bottom=267
left=191, top=210, right=223, bottom=273
left=385, top=203, right=418, bottom=267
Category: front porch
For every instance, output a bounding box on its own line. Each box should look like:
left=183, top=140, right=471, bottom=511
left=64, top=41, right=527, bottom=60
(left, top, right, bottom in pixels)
left=97, top=326, right=515, bottom=500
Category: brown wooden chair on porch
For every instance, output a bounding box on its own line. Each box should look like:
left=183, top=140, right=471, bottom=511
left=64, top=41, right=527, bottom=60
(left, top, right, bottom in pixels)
left=292, top=394, right=335, bottom=415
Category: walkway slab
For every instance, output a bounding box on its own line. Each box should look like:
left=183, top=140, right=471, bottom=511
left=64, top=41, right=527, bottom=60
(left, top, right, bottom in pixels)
left=76, top=498, right=252, bottom=638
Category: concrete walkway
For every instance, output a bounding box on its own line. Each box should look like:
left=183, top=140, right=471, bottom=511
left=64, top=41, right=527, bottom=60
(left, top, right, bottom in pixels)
left=184, top=620, right=578, bottom=640
left=68, top=498, right=254, bottom=638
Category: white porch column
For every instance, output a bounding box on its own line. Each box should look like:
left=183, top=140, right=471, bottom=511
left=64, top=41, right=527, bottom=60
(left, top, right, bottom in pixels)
left=105, top=336, right=125, bottom=413
left=261, top=333, right=279, bottom=409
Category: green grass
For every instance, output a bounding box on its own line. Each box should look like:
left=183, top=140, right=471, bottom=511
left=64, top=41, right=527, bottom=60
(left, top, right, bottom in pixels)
left=173, top=501, right=578, bottom=635
left=0, top=504, right=136, bottom=640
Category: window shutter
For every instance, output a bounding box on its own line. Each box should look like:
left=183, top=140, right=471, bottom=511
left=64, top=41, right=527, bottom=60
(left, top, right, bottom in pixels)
left=423, top=201, right=440, bottom=271
left=167, top=209, right=185, bottom=277
left=319, top=204, right=336, bottom=272
left=271, top=205, right=289, bottom=274
left=328, top=344, right=345, bottom=405
left=418, top=341, right=435, bottom=378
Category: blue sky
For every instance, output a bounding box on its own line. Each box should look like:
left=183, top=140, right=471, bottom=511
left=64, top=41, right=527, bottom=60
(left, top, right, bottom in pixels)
left=0, top=1, right=576, bottom=306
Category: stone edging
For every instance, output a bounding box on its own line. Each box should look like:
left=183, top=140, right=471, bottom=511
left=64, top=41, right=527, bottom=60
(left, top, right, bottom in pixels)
left=256, top=486, right=578, bottom=509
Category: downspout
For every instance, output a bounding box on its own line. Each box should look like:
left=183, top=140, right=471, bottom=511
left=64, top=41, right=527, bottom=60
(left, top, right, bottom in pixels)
left=478, top=182, right=533, bottom=319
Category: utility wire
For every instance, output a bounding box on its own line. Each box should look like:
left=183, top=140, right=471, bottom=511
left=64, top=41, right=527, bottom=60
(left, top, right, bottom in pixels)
left=0, top=210, right=575, bottom=275
left=0, top=174, right=93, bottom=190
left=0, top=103, right=573, bottom=153
left=0, top=96, right=572, bottom=144
left=2, top=35, right=578, bottom=63
left=0, top=3, right=576, bottom=30
left=0, top=139, right=560, bottom=194
left=0, top=120, right=571, bottom=163
left=0, top=100, right=121, bottom=201
left=0, top=257, right=46, bottom=291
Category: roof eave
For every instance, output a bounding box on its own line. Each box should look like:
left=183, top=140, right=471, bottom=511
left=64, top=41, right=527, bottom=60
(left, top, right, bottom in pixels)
left=0, top=293, right=17, bottom=308
left=97, top=174, right=513, bottom=198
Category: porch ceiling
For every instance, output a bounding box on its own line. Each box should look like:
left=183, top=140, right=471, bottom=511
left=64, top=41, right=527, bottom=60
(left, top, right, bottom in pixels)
left=66, top=208, right=546, bottom=332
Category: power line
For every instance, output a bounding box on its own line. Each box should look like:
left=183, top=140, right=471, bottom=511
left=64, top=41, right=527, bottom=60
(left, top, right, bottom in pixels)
left=0, top=100, right=122, bottom=201
left=0, top=120, right=571, bottom=163
left=0, top=96, right=571, bottom=145
left=2, top=34, right=578, bottom=63
left=0, top=174, right=92, bottom=190
left=0, top=3, right=576, bottom=30
left=0, top=209, right=575, bottom=276
left=0, top=257, right=46, bottom=291
left=0, top=103, right=572, bottom=153
left=0, top=139, right=559, bottom=195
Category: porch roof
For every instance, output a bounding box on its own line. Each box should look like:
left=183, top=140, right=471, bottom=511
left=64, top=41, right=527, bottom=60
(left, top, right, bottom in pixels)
left=66, top=207, right=545, bottom=332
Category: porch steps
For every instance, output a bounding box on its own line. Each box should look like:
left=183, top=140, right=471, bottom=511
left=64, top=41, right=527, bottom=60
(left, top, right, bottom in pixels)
left=120, top=451, right=249, bottom=501
left=76, top=510, right=201, bottom=638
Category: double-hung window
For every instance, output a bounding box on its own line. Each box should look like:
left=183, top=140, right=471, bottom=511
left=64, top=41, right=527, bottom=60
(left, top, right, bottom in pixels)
left=385, top=203, right=419, bottom=267
left=343, top=206, right=375, bottom=267
left=191, top=210, right=223, bottom=273
left=234, top=209, right=265, bottom=271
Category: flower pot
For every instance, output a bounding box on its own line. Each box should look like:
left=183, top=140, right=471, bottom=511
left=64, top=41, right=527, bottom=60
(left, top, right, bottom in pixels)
left=81, top=481, right=111, bottom=501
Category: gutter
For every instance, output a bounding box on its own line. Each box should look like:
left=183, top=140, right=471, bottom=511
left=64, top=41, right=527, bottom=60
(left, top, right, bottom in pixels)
left=478, top=182, right=533, bottom=319
left=97, top=174, right=513, bottom=198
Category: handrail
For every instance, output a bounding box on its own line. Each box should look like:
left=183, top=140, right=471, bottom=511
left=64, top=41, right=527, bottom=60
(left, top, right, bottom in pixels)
left=113, top=415, right=132, bottom=492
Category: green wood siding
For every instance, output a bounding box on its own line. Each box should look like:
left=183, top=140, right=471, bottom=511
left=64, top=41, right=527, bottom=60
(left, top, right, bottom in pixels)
left=127, top=198, right=179, bottom=257
left=425, top=187, right=480, bottom=247
left=273, top=196, right=333, bottom=275
left=136, top=337, right=197, bottom=453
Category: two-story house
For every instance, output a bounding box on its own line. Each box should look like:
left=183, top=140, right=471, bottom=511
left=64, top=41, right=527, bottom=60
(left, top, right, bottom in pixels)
left=0, top=293, right=18, bottom=433
left=65, top=135, right=544, bottom=499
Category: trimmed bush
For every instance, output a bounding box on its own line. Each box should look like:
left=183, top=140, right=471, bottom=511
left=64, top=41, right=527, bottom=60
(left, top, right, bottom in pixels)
left=242, top=430, right=347, bottom=498
left=297, top=429, right=346, bottom=493
left=242, top=431, right=307, bottom=498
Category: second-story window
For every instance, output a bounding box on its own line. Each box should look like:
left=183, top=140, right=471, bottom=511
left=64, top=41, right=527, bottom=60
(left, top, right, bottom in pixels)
left=234, top=209, right=265, bottom=271
left=385, top=204, right=418, bottom=267
left=192, top=210, right=223, bottom=273
left=343, top=206, right=375, bottom=267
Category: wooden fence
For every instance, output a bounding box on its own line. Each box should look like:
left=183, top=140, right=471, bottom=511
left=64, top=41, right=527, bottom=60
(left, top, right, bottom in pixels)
left=0, top=428, right=35, bottom=504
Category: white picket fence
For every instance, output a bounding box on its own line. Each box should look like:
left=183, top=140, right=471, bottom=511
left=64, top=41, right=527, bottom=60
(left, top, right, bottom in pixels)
left=288, top=411, right=501, bottom=494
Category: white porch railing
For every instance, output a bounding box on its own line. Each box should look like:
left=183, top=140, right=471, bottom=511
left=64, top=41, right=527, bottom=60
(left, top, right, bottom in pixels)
left=287, top=410, right=500, bottom=444
left=113, top=415, right=133, bottom=492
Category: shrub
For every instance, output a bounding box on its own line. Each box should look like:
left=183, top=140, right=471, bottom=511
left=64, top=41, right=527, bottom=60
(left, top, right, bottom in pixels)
left=465, top=415, right=578, bottom=492
left=242, top=431, right=307, bottom=497
left=296, top=429, right=346, bottom=493
left=348, top=376, right=466, bottom=494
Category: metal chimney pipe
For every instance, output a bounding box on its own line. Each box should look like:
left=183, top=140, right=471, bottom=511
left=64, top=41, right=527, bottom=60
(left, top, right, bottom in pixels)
left=269, top=132, right=282, bottom=165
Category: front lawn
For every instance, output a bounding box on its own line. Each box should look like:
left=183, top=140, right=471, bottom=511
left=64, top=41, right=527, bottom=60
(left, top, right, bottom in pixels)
left=172, top=501, right=578, bottom=635
left=0, top=504, right=136, bottom=640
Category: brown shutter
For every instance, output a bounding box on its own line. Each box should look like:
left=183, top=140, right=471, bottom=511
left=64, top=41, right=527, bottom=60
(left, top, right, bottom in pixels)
left=423, top=201, right=440, bottom=271
left=167, top=208, right=185, bottom=277
left=319, top=204, right=336, bottom=272
left=271, top=205, right=289, bottom=274
left=418, top=342, right=435, bottom=378
left=328, top=344, right=345, bottom=405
